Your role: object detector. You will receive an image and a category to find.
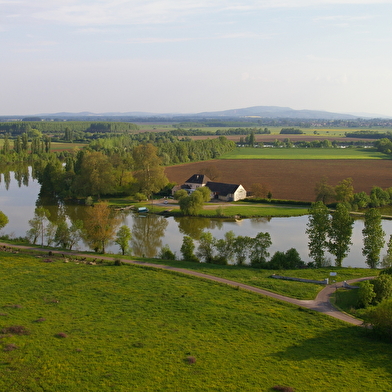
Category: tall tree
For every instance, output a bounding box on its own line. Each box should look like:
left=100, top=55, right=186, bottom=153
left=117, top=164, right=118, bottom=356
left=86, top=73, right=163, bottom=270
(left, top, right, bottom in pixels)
left=249, top=232, right=272, bottom=268
left=180, top=236, right=198, bottom=262
left=335, top=178, right=354, bottom=204
left=306, top=201, right=330, bottom=268
left=196, top=232, right=215, bottom=263
left=328, top=203, right=354, bottom=267
left=314, top=176, right=335, bottom=204
left=115, top=225, right=132, bottom=255
left=83, top=202, right=120, bottom=253
left=26, top=207, right=50, bottom=246
left=382, top=234, right=392, bottom=268
left=362, top=208, right=385, bottom=268
left=132, top=143, right=168, bottom=199
left=72, top=151, right=116, bottom=198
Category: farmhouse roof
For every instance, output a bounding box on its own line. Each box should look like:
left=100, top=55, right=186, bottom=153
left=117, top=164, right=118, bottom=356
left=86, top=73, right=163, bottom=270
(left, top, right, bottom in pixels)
left=185, top=174, right=211, bottom=185
left=205, top=181, right=242, bottom=196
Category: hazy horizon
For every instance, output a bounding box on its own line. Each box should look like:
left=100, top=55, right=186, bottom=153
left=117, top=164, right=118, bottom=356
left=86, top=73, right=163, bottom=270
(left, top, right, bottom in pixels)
left=2, top=1, right=392, bottom=116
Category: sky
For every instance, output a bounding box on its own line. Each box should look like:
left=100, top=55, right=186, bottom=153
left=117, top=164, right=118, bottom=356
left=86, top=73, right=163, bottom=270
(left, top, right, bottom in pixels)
left=1, top=0, right=392, bottom=116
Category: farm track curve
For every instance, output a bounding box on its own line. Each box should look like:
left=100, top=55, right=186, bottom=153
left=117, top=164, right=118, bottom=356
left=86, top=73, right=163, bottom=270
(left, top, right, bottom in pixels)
left=0, top=242, right=372, bottom=327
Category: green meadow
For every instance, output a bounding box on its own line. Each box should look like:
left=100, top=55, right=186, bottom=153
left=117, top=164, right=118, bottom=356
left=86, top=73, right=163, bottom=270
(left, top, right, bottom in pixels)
left=1, top=252, right=391, bottom=391
left=219, top=147, right=387, bottom=160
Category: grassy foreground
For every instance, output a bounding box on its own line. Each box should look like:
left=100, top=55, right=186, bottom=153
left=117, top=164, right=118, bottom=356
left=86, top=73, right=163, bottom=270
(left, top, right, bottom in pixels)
left=219, top=147, right=387, bottom=160
left=1, top=252, right=391, bottom=391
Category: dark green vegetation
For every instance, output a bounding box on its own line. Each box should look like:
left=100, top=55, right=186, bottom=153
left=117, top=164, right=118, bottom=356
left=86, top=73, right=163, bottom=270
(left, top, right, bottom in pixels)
left=1, top=251, right=392, bottom=391
left=334, top=273, right=392, bottom=342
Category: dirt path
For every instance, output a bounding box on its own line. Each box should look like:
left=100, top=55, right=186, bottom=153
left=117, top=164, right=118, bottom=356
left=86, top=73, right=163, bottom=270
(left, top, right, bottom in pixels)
left=0, top=242, right=371, bottom=326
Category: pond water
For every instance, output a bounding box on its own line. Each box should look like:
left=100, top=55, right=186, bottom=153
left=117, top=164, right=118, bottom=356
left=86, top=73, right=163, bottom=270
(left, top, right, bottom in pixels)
left=1, top=168, right=392, bottom=268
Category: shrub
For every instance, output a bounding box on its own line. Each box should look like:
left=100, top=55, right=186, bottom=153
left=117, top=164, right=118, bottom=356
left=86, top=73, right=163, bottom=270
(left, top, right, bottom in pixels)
left=358, top=280, right=376, bottom=308
left=380, top=267, right=392, bottom=276
left=114, top=258, right=122, bottom=266
left=372, top=275, right=392, bottom=304
left=159, top=245, right=176, bottom=260
left=362, top=299, right=392, bottom=342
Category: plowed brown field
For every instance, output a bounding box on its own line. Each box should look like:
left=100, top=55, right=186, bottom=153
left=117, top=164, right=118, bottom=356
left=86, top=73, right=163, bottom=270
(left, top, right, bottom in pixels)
left=165, top=159, right=392, bottom=202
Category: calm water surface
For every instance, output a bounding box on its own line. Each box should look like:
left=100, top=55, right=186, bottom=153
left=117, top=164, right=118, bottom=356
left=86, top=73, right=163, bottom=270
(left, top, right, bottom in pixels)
left=1, top=169, right=392, bottom=268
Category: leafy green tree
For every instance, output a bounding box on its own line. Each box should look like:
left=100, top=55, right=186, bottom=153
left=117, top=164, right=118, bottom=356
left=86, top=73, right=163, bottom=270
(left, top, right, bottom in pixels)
left=214, top=231, right=236, bottom=264
left=174, top=189, right=188, bottom=200
left=132, top=143, right=168, bottom=199
left=2, top=133, right=10, bottom=155
left=370, top=186, right=390, bottom=207
left=196, top=186, right=211, bottom=202
left=362, top=208, right=385, bottom=268
left=335, top=178, right=354, bottom=204
left=352, top=191, right=371, bottom=210
left=196, top=232, right=215, bottom=263
left=159, top=244, right=176, bottom=260
left=372, top=275, right=392, bottom=304
left=358, top=280, right=376, bottom=308
left=179, top=191, right=204, bottom=216
left=72, top=151, right=116, bottom=198
left=328, top=203, right=354, bottom=267
left=180, top=236, right=199, bottom=262
left=134, top=192, right=147, bottom=202
left=233, top=235, right=253, bottom=266
left=363, top=299, right=392, bottom=341
left=115, top=225, right=132, bottom=255
left=382, top=235, right=392, bottom=268
left=27, top=207, right=50, bottom=246
left=249, top=232, right=272, bottom=268
left=269, top=248, right=304, bottom=269
left=13, top=136, right=22, bottom=154
left=83, top=202, right=121, bottom=253
left=306, top=201, right=330, bottom=268
left=314, top=177, right=335, bottom=204
left=0, top=211, right=9, bottom=231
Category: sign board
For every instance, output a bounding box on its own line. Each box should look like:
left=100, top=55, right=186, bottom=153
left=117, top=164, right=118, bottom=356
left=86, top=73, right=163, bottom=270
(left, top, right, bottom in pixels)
left=330, top=272, right=337, bottom=276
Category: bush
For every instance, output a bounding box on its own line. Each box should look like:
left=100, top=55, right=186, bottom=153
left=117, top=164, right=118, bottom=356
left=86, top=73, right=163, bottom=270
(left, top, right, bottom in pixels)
left=159, top=245, right=176, bottom=260
left=362, top=299, right=392, bottom=342
left=372, top=275, right=392, bottom=304
left=358, top=280, right=376, bottom=308
left=114, top=258, right=122, bottom=266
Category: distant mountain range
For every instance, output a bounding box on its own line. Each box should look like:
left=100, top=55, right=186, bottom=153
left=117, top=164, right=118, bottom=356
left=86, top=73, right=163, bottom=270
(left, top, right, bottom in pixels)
left=5, top=106, right=391, bottom=121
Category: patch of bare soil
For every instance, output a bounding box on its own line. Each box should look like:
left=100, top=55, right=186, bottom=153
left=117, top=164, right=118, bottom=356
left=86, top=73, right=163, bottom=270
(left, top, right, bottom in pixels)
left=165, top=159, right=392, bottom=202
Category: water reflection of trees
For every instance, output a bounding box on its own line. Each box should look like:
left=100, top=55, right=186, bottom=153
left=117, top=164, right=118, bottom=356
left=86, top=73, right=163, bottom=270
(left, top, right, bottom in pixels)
left=131, top=214, right=168, bottom=257
left=0, top=163, right=30, bottom=190
left=175, top=216, right=224, bottom=240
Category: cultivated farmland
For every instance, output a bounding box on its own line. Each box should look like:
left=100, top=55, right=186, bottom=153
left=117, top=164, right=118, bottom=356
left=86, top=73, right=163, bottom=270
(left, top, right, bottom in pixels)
left=165, top=159, right=392, bottom=202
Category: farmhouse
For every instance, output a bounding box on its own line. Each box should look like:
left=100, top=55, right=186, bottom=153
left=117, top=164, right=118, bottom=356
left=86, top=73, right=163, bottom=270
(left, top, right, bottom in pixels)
left=172, top=174, right=247, bottom=202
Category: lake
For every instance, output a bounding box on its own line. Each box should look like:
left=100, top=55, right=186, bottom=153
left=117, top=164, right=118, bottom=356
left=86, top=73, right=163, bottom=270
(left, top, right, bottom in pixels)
left=1, top=168, right=391, bottom=268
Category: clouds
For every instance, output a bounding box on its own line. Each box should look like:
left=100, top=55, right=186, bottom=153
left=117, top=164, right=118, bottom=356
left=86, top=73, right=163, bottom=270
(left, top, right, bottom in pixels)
left=1, top=1, right=392, bottom=115
left=3, top=1, right=391, bottom=28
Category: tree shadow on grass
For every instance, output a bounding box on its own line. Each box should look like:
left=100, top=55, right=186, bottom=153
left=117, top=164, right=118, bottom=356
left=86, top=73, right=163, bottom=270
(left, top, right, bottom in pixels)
left=270, top=324, right=392, bottom=377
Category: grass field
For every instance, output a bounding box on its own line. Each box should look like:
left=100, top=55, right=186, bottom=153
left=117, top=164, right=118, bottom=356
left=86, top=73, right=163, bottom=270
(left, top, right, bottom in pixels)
left=0, top=251, right=391, bottom=391
left=219, top=147, right=387, bottom=160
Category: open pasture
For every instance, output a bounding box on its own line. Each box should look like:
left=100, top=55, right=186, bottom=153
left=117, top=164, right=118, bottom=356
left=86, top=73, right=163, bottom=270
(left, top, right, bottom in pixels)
left=165, top=159, right=392, bottom=202
left=1, top=252, right=392, bottom=391
left=219, top=147, right=386, bottom=160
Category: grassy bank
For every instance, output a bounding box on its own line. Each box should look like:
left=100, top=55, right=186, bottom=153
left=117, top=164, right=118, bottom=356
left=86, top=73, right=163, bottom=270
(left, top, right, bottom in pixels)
left=107, top=198, right=310, bottom=218
left=0, top=252, right=391, bottom=391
